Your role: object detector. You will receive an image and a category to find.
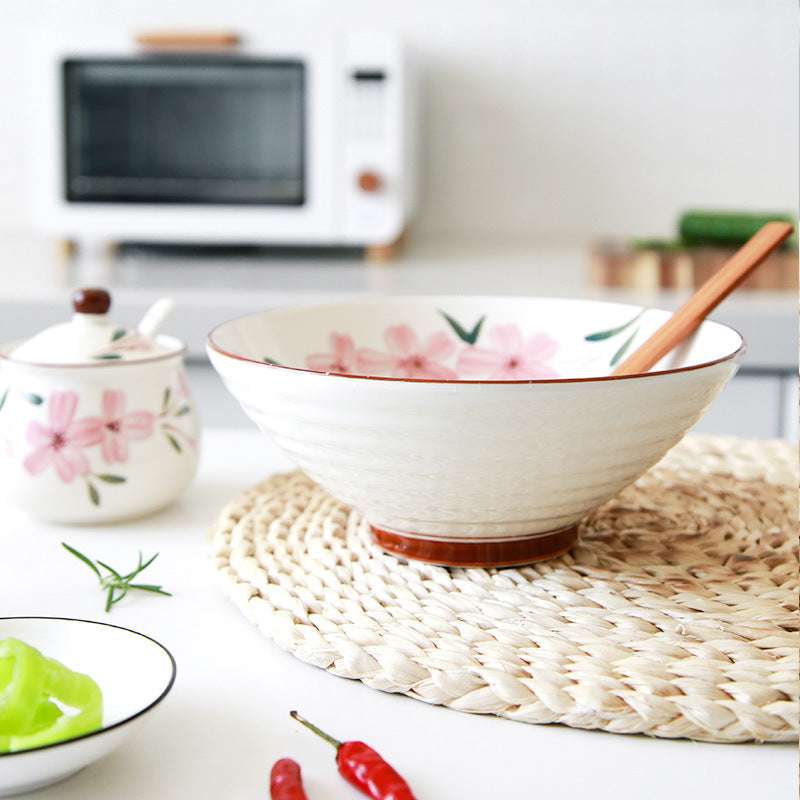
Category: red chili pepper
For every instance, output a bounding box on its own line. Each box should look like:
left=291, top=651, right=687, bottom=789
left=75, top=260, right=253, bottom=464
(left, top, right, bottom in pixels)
left=290, top=711, right=418, bottom=800
left=270, top=758, right=308, bottom=800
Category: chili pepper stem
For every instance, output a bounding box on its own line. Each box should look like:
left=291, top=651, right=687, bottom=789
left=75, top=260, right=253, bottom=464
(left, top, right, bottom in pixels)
left=289, top=710, right=343, bottom=749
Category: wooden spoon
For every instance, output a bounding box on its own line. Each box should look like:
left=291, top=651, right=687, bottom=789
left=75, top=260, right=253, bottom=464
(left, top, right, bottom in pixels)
left=611, top=221, right=794, bottom=376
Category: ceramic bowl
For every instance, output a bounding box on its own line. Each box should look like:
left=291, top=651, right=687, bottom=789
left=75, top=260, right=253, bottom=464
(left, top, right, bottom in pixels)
left=207, top=296, right=744, bottom=567
left=0, top=617, right=176, bottom=797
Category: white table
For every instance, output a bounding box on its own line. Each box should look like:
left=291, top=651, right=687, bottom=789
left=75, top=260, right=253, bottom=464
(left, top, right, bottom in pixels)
left=2, top=429, right=796, bottom=799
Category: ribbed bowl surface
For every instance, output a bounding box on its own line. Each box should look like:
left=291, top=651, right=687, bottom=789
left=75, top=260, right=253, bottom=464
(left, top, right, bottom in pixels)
left=207, top=296, right=743, bottom=551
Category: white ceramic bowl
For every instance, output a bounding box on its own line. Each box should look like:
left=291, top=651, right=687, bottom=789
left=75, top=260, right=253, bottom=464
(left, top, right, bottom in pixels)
left=207, top=296, right=744, bottom=566
left=0, top=617, right=176, bottom=796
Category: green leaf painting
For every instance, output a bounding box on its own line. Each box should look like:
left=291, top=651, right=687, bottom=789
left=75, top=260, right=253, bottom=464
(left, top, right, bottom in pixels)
left=87, top=480, right=100, bottom=506
left=609, top=331, right=638, bottom=367
left=94, top=474, right=127, bottom=484
left=166, top=433, right=182, bottom=453
left=439, top=311, right=486, bottom=345
left=585, top=311, right=644, bottom=367
left=584, top=311, right=643, bottom=342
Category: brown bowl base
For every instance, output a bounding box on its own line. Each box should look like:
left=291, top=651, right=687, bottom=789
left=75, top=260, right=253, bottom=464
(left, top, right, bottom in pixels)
left=370, top=524, right=578, bottom=568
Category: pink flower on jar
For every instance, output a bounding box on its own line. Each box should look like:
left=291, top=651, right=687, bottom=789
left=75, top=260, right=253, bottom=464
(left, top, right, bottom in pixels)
left=90, top=390, right=155, bottom=464
left=456, top=324, right=560, bottom=380
left=176, top=370, right=191, bottom=398
left=23, top=392, right=102, bottom=482
left=357, top=325, right=458, bottom=379
left=306, top=333, right=357, bottom=374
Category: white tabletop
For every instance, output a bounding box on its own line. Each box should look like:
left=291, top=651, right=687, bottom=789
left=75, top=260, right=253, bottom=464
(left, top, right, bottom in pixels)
left=1, top=428, right=796, bottom=799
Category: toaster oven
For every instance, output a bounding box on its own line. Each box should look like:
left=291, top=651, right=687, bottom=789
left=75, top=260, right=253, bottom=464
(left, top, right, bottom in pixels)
left=32, top=30, right=417, bottom=251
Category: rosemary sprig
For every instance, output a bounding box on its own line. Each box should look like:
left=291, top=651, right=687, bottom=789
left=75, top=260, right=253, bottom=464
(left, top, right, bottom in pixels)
left=62, top=543, right=171, bottom=612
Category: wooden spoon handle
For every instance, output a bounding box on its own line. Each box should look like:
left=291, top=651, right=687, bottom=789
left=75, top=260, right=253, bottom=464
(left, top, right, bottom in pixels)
left=611, top=221, right=794, bottom=376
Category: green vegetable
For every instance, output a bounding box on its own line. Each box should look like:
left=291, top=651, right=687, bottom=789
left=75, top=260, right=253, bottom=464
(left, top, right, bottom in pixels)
left=0, top=638, right=102, bottom=752
left=0, top=639, right=46, bottom=736
left=678, top=211, right=797, bottom=248
left=62, top=542, right=171, bottom=612
left=629, top=237, right=686, bottom=253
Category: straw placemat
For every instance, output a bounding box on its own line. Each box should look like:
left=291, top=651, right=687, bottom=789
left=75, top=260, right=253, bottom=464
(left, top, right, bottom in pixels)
left=208, top=434, right=799, bottom=743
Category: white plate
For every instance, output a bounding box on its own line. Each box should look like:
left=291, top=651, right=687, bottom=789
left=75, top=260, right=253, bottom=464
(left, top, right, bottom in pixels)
left=0, top=617, right=176, bottom=796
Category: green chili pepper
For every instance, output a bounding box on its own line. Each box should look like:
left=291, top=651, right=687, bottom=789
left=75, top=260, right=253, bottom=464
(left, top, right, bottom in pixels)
left=0, top=639, right=47, bottom=736
left=0, top=657, right=13, bottom=687
left=0, top=638, right=103, bottom=752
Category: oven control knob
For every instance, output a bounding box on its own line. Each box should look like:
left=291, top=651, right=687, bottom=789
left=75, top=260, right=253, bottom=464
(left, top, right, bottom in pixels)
left=356, top=171, right=382, bottom=193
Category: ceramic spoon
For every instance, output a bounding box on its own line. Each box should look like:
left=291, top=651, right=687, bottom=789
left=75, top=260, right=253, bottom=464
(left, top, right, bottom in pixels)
left=611, top=221, right=794, bottom=376
left=137, top=297, right=176, bottom=339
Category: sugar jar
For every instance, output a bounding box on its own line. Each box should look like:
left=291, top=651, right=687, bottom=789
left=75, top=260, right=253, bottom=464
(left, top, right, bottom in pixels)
left=0, top=288, right=199, bottom=523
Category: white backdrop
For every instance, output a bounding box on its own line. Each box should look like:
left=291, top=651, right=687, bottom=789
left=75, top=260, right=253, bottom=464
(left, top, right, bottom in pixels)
left=2, top=0, right=797, bottom=244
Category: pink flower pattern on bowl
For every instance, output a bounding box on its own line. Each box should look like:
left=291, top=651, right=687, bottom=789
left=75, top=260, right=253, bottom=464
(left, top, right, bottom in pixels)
left=456, top=325, right=559, bottom=380
left=304, top=316, right=559, bottom=380
left=305, top=333, right=358, bottom=374
left=299, top=309, right=648, bottom=380
left=356, top=326, right=458, bottom=379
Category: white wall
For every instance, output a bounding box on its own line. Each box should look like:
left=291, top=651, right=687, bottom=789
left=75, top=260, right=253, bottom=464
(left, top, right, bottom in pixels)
left=2, top=0, right=796, bottom=244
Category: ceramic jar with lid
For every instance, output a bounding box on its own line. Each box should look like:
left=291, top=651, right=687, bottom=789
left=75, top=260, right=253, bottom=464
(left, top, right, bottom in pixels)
left=0, top=288, right=200, bottom=523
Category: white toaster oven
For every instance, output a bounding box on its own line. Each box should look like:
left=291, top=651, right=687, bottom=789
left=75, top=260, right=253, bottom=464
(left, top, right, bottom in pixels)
left=32, top=29, right=417, bottom=249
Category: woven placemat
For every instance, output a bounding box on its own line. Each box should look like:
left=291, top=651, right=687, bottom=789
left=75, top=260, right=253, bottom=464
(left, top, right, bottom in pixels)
left=208, top=434, right=799, bottom=743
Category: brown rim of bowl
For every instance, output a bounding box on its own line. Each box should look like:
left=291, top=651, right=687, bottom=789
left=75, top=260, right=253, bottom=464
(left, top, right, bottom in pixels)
left=370, top=523, right=579, bottom=567
left=0, top=338, right=187, bottom=369
left=206, top=309, right=746, bottom=385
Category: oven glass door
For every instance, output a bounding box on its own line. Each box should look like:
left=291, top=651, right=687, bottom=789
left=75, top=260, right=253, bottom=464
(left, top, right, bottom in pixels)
left=63, top=58, right=305, bottom=205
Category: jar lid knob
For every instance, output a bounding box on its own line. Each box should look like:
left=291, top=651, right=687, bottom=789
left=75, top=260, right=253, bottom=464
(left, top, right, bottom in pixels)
left=72, top=288, right=111, bottom=315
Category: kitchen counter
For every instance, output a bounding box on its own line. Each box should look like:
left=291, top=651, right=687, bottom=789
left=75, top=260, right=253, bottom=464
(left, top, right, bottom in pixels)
left=1, top=235, right=797, bottom=438
left=2, top=428, right=796, bottom=800
left=0, top=236, right=797, bottom=369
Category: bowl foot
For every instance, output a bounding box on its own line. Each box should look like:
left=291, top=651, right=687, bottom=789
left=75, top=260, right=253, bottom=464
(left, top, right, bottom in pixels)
left=370, top=524, right=578, bottom=568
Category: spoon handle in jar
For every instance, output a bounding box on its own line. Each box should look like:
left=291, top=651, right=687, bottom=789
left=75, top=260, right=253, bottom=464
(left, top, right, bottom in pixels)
left=610, top=221, right=794, bottom=376
left=137, top=297, right=175, bottom=339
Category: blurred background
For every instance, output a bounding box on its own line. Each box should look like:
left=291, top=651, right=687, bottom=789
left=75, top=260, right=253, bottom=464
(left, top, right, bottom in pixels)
left=0, top=0, right=795, bottom=244
left=0, top=0, right=796, bottom=438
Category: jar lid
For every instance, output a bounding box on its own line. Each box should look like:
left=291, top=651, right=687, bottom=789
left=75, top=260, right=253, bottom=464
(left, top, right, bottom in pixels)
left=9, top=288, right=177, bottom=365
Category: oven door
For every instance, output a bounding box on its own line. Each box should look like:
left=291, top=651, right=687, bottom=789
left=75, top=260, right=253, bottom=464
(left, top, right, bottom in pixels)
left=64, top=58, right=308, bottom=207
left=35, top=32, right=339, bottom=243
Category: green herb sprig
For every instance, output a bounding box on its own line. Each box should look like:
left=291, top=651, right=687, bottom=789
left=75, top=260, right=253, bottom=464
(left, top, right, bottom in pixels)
left=62, top=543, right=171, bottom=612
